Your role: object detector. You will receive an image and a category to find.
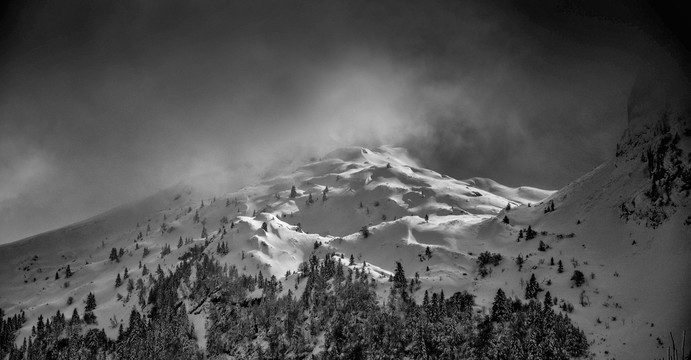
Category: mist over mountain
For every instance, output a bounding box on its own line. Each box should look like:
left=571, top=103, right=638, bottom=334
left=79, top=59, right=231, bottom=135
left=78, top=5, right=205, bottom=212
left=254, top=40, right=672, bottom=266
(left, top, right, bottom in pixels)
left=1, top=1, right=690, bottom=359
left=1, top=68, right=690, bottom=357
left=2, top=0, right=685, bottom=244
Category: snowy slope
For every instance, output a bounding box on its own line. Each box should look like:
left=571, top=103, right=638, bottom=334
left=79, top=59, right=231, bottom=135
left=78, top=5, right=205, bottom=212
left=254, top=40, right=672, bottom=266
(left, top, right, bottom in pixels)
left=1, top=77, right=689, bottom=360
left=0, top=145, right=556, bottom=348
left=495, top=69, right=691, bottom=358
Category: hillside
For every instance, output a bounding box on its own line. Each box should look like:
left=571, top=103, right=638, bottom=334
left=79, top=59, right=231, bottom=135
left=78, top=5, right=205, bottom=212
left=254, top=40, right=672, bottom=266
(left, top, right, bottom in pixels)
left=1, top=82, right=690, bottom=358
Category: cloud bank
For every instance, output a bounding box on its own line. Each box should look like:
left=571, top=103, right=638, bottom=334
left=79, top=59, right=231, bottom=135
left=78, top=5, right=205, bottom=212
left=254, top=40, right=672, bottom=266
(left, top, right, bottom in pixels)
left=0, top=0, right=687, bottom=243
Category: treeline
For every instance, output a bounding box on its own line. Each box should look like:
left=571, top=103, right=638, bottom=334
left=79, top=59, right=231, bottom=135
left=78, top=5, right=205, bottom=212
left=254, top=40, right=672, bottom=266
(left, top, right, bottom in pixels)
left=205, top=253, right=589, bottom=359
left=2, top=244, right=588, bottom=359
left=2, top=244, right=206, bottom=360
left=0, top=309, right=25, bottom=359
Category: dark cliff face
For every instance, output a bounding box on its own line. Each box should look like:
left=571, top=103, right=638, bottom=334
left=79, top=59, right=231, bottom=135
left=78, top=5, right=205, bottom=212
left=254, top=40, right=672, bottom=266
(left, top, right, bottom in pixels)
left=616, top=60, right=691, bottom=228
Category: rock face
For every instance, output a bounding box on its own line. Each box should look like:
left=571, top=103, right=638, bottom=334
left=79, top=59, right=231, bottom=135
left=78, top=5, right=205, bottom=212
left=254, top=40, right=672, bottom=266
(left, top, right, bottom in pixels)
left=616, top=61, right=691, bottom=228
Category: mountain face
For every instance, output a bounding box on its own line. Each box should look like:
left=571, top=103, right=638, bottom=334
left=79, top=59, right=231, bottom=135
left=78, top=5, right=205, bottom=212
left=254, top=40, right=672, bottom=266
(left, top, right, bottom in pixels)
left=509, top=71, right=691, bottom=358
left=616, top=66, right=691, bottom=229
left=1, top=83, right=690, bottom=359
left=0, top=145, right=554, bottom=315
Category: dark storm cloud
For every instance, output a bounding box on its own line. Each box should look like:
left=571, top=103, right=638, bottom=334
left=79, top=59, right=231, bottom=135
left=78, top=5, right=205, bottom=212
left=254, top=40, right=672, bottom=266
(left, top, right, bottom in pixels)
left=0, top=0, right=685, bottom=243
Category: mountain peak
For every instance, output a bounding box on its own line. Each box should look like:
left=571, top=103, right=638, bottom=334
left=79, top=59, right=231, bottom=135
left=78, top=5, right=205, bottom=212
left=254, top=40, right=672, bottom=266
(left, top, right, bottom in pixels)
left=321, top=145, right=421, bottom=168
left=0, top=136, right=688, bottom=360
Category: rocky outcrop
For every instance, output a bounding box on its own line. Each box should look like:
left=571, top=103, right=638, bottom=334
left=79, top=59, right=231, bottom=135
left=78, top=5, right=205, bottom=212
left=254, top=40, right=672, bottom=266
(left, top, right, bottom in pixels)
left=617, top=60, right=691, bottom=228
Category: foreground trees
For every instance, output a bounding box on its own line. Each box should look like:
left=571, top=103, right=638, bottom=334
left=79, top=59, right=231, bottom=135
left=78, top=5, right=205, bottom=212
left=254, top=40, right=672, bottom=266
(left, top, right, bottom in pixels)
left=3, top=244, right=588, bottom=359
left=206, top=254, right=588, bottom=359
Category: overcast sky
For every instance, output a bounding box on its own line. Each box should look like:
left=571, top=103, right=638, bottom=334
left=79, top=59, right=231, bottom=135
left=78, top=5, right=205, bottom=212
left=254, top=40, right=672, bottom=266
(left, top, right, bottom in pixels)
left=0, top=0, right=688, bottom=244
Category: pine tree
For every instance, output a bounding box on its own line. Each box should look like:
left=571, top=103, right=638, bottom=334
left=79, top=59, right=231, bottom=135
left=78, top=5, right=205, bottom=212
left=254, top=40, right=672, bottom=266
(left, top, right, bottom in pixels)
left=118, top=323, right=124, bottom=341
left=558, top=260, right=564, bottom=273
left=36, top=314, right=44, bottom=335
left=516, top=254, right=525, bottom=271
left=439, top=290, right=446, bottom=317
left=70, top=308, right=80, bottom=323
left=193, top=210, right=200, bottom=223
left=571, top=270, right=585, bottom=287
left=201, top=226, right=208, bottom=239
left=544, top=291, right=552, bottom=306
left=290, top=186, right=298, bottom=199
left=538, top=240, right=547, bottom=251
left=502, top=215, right=510, bottom=224
left=109, top=248, right=119, bottom=262
left=65, top=265, right=72, bottom=278
left=550, top=257, right=555, bottom=266
left=178, top=236, right=183, bottom=249
left=425, top=246, right=432, bottom=259
left=429, top=292, right=439, bottom=321
left=84, top=292, right=97, bottom=324
left=115, top=273, right=122, bottom=288
left=262, top=222, right=268, bottom=232
left=349, top=254, right=355, bottom=266
left=393, top=262, right=408, bottom=301
left=525, top=273, right=541, bottom=299
left=160, top=244, right=171, bottom=257
left=491, top=288, right=509, bottom=322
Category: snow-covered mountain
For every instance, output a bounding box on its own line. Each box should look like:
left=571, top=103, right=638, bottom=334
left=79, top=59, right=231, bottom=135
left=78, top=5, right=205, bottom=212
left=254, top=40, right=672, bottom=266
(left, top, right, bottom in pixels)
left=1, top=77, right=690, bottom=359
